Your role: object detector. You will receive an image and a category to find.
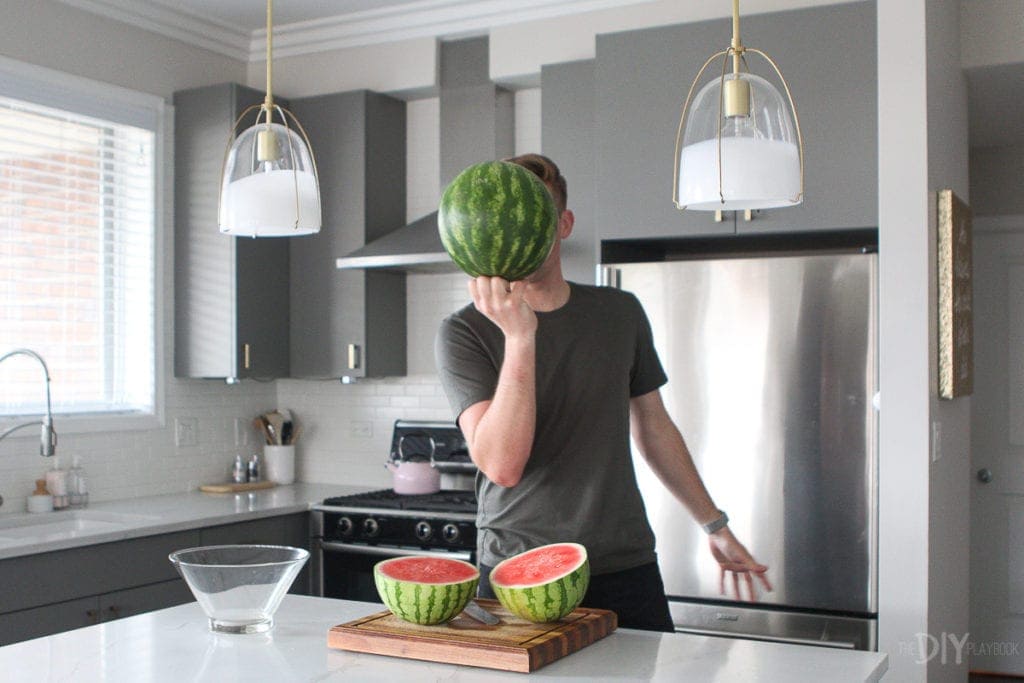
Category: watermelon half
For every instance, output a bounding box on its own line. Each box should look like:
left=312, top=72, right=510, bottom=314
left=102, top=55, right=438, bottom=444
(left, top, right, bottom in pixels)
left=438, top=160, right=558, bottom=281
left=489, top=543, right=590, bottom=623
left=374, top=556, right=479, bottom=625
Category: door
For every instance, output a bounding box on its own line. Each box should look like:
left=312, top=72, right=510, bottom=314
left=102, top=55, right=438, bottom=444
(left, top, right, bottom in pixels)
left=970, top=217, right=1024, bottom=675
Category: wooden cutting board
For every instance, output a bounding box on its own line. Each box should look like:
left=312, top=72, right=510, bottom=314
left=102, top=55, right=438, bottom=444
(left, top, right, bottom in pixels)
left=327, top=598, right=616, bottom=673
left=199, top=481, right=276, bottom=493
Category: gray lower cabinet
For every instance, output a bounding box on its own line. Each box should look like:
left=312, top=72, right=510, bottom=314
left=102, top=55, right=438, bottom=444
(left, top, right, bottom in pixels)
left=287, top=90, right=407, bottom=379
left=173, top=83, right=291, bottom=380
left=594, top=1, right=876, bottom=241
left=0, top=513, right=311, bottom=646
left=199, top=513, right=311, bottom=595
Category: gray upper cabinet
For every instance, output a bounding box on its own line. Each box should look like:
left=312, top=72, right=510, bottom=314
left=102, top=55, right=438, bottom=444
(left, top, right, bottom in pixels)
left=287, top=91, right=406, bottom=379
left=174, top=83, right=290, bottom=380
left=542, top=59, right=599, bottom=285
left=594, top=1, right=876, bottom=240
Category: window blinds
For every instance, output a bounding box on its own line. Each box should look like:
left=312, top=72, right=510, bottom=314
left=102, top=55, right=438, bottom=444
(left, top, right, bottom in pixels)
left=0, top=69, right=158, bottom=418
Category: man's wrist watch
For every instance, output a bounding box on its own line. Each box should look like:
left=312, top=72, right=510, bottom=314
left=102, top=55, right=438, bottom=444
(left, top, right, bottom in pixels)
left=702, top=510, right=729, bottom=534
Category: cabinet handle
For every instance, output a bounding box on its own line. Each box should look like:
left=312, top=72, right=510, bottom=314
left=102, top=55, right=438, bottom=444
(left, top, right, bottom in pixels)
left=107, top=605, right=121, bottom=620
left=86, top=609, right=100, bottom=624
left=243, top=343, right=252, bottom=370
left=347, top=344, right=361, bottom=370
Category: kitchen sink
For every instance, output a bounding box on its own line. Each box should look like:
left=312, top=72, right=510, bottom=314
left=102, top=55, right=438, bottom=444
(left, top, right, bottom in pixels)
left=0, top=509, right=158, bottom=545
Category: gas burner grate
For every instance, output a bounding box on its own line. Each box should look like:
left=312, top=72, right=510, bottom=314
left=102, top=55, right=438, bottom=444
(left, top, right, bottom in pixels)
left=323, top=488, right=477, bottom=513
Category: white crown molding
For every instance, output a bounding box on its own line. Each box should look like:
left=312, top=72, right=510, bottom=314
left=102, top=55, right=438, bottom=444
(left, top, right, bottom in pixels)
left=255, top=0, right=653, bottom=59
left=60, top=0, right=651, bottom=62
left=57, top=0, right=251, bottom=61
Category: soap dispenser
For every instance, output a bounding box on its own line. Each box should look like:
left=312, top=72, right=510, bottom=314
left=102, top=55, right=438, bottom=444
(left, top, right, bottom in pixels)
left=27, top=479, right=53, bottom=513
left=68, top=455, right=88, bottom=508
left=45, top=458, right=69, bottom=510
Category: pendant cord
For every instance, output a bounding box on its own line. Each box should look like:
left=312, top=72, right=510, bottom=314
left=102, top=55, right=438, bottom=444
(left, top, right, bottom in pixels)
left=731, top=0, right=742, bottom=76
left=264, top=0, right=273, bottom=113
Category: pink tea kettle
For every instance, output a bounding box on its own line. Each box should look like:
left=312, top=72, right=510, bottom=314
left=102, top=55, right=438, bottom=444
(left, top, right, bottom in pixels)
left=386, top=433, right=441, bottom=495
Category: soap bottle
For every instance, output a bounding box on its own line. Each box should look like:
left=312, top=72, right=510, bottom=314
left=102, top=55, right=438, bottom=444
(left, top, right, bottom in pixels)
left=247, top=453, right=260, bottom=482
left=27, top=479, right=53, bottom=513
left=232, top=454, right=247, bottom=484
left=67, top=456, right=88, bottom=508
left=45, top=458, right=69, bottom=510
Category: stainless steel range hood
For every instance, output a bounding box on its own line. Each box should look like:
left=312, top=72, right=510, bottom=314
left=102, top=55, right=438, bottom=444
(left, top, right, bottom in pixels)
left=337, top=36, right=514, bottom=273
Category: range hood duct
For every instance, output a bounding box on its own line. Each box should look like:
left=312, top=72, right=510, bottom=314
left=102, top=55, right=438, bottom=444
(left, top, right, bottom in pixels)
left=337, top=36, right=514, bottom=272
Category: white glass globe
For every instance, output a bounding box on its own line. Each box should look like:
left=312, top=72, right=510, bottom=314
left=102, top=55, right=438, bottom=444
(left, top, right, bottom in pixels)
left=219, top=121, right=321, bottom=237
left=676, top=72, right=801, bottom=211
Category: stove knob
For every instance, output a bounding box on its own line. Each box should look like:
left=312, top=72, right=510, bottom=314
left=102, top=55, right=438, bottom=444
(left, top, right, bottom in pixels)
left=337, top=516, right=354, bottom=537
left=415, top=521, right=433, bottom=542
left=442, top=523, right=460, bottom=543
left=362, top=518, right=380, bottom=538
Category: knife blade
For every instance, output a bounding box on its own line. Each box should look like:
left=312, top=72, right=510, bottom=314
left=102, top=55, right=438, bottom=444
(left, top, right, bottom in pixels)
left=461, top=599, right=500, bottom=625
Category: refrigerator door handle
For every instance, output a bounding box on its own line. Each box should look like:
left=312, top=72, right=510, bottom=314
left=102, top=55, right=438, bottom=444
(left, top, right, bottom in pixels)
left=601, top=266, right=622, bottom=289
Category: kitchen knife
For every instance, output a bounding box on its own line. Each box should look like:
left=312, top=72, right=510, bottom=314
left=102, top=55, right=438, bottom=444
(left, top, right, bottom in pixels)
left=461, top=600, right=500, bottom=626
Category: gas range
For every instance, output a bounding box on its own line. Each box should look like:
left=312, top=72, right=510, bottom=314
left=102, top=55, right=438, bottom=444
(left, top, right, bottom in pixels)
left=314, top=488, right=477, bottom=551
left=310, top=420, right=480, bottom=601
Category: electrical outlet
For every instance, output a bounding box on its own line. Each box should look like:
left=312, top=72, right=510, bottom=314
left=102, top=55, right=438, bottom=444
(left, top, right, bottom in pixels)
left=931, top=420, right=942, bottom=462
left=234, top=417, right=251, bottom=446
left=350, top=420, right=372, bottom=438
left=175, top=417, right=198, bottom=447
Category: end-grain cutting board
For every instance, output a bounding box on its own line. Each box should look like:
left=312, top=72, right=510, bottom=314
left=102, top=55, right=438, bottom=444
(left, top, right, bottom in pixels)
left=327, top=598, right=616, bottom=673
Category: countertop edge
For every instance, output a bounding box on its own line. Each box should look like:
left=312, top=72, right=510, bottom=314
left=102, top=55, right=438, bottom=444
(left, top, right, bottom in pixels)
left=0, top=483, right=371, bottom=561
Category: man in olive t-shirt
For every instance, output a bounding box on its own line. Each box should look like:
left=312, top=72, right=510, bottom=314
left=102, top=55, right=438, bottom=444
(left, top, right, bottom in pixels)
left=434, top=154, right=771, bottom=631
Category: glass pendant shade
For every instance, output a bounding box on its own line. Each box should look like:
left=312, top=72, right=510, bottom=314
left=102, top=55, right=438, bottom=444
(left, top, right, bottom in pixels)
left=676, top=71, right=801, bottom=211
left=219, top=120, right=321, bottom=237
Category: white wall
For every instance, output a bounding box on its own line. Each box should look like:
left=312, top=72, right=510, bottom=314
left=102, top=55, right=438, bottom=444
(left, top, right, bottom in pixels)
left=877, top=0, right=972, bottom=680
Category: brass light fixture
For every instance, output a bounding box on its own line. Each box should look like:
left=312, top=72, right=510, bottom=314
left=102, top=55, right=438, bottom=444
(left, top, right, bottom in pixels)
left=673, top=0, right=804, bottom=211
left=218, top=0, right=321, bottom=237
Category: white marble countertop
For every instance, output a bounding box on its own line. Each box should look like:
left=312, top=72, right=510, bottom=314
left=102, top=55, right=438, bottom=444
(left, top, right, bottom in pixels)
left=0, top=483, right=369, bottom=560
left=0, top=595, right=888, bottom=682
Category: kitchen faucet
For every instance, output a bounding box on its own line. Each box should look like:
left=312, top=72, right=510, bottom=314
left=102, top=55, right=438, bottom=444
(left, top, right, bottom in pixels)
left=0, top=348, right=57, bottom=457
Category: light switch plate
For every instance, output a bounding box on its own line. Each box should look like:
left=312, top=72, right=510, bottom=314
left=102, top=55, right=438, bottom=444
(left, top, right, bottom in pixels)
left=175, top=417, right=198, bottom=447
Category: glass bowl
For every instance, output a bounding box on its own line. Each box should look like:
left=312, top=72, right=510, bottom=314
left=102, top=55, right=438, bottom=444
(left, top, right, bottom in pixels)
left=169, top=544, right=309, bottom=634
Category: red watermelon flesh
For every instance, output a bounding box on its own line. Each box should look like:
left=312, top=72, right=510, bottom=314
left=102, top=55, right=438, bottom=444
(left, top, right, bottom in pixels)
left=379, top=556, right=479, bottom=583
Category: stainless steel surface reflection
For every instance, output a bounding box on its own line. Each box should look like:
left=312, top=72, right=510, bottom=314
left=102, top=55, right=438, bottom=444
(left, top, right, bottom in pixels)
left=617, top=250, right=877, bottom=619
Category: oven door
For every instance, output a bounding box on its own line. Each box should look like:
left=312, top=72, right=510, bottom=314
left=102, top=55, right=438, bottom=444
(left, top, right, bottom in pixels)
left=316, top=540, right=475, bottom=603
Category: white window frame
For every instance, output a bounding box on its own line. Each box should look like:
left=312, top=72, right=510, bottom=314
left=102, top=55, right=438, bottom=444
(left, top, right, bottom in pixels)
left=0, top=56, right=169, bottom=437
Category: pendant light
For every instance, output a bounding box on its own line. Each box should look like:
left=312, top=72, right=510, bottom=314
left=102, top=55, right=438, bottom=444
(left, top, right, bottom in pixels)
left=218, top=0, right=321, bottom=237
left=673, top=0, right=804, bottom=211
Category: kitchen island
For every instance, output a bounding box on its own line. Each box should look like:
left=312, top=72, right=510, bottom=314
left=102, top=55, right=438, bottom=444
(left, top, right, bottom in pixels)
left=0, top=595, right=887, bottom=682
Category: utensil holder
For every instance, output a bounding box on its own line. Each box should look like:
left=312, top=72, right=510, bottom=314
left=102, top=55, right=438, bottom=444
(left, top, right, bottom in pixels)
left=263, top=445, right=295, bottom=485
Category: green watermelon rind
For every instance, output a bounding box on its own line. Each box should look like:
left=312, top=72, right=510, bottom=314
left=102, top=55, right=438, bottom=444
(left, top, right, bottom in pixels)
left=438, top=160, right=558, bottom=281
left=489, top=543, right=590, bottom=623
left=373, top=558, right=480, bottom=625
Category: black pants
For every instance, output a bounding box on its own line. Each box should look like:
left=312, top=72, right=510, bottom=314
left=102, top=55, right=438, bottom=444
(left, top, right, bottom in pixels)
left=478, top=560, right=675, bottom=632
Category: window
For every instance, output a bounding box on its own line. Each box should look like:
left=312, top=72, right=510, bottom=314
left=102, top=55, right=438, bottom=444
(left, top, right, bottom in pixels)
left=0, top=58, right=165, bottom=422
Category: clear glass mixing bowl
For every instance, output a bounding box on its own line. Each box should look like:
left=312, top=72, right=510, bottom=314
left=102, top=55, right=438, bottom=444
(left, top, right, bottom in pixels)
left=169, top=544, right=309, bottom=634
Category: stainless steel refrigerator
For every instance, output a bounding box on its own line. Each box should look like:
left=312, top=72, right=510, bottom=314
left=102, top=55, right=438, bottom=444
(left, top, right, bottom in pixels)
left=602, top=229, right=878, bottom=650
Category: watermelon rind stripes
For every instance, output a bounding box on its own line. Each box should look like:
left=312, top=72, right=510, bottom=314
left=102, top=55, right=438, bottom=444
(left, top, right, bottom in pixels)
left=373, top=557, right=479, bottom=625
left=490, top=543, right=590, bottom=623
left=438, top=160, right=558, bottom=281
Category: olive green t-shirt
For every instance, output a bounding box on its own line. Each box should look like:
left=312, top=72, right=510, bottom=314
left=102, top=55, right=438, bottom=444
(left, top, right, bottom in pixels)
left=434, top=282, right=667, bottom=575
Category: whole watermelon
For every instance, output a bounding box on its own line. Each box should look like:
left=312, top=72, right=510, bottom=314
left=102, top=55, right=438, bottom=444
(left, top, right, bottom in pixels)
left=490, top=543, right=589, bottom=622
left=438, top=161, right=558, bottom=281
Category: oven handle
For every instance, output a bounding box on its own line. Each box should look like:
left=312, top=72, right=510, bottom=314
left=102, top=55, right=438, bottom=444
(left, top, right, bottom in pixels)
left=320, top=541, right=473, bottom=561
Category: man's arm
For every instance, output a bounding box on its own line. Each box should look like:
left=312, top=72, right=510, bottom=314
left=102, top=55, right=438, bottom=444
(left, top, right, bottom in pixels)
left=630, top=388, right=772, bottom=600
left=458, top=277, right=536, bottom=487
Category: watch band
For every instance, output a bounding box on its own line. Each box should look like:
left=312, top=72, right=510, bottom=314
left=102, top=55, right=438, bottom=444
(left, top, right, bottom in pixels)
left=702, top=510, right=729, bottom=534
